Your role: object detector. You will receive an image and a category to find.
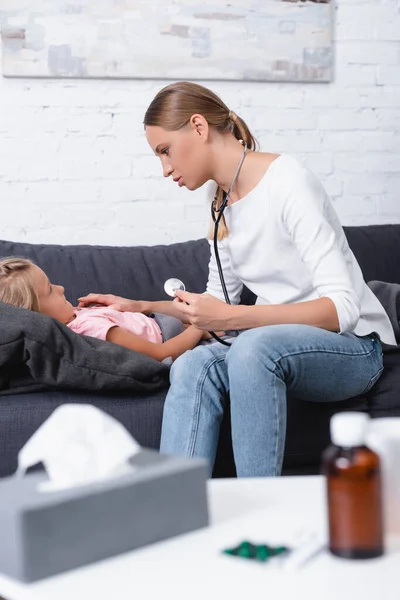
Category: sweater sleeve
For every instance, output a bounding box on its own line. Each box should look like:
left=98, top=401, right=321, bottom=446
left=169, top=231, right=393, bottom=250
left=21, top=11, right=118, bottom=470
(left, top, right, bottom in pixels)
left=205, top=239, right=243, bottom=305
left=281, top=167, right=361, bottom=333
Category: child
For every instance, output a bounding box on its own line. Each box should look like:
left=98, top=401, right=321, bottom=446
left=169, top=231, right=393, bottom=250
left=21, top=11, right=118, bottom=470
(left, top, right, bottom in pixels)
left=0, top=257, right=211, bottom=362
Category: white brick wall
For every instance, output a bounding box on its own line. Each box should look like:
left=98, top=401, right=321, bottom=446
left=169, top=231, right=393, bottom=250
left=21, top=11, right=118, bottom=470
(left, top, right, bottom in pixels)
left=0, top=0, right=399, bottom=247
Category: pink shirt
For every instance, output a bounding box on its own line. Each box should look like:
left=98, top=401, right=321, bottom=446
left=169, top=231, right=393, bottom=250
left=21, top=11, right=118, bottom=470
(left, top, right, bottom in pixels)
left=67, top=307, right=163, bottom=343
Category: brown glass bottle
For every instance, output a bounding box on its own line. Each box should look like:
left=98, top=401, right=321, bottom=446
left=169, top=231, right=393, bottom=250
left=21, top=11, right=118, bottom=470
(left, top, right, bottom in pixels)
left=322, top=412, right=384, bottom=559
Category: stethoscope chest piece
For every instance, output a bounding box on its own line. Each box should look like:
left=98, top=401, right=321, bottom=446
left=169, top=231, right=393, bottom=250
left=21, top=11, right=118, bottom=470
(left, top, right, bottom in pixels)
left=164, top=278, right=186, bottom=298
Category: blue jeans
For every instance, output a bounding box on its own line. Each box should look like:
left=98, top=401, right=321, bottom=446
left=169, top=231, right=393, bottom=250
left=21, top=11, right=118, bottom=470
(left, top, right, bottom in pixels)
left=160, top=324, right=384, bottom=477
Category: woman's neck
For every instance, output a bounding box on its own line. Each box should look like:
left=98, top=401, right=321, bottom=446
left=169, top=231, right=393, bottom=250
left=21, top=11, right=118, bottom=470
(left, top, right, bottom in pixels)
left=210, top=138, right=279, bottom=205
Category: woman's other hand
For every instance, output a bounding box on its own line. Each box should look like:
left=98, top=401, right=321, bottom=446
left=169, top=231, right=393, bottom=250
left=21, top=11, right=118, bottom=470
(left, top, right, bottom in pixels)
left=78, top=293, right=146, bottom=313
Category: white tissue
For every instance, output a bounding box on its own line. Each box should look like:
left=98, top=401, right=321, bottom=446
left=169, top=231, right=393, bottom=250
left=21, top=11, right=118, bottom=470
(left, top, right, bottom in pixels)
left=17, top=404, right=141, bottom=491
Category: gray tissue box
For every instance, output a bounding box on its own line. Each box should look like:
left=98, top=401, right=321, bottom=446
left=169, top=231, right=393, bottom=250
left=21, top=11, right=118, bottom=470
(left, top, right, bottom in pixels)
left=0, top=449, right=209, bottom=582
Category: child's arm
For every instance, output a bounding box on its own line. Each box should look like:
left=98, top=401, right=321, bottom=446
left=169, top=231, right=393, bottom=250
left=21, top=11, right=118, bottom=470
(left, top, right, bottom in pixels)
left=106, top=325, right=205, bottom=361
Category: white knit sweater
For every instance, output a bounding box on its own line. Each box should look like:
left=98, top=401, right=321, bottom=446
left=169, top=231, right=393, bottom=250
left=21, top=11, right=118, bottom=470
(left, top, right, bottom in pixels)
left=206, top=154, right=396, bottom=346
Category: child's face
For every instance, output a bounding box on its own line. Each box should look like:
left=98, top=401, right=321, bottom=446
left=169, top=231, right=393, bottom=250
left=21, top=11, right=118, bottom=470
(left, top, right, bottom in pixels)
left=31, top=265, right=75, bottom=324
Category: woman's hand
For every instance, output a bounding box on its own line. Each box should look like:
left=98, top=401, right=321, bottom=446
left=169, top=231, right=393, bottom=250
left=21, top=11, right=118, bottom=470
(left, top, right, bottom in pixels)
left=173, top=290, right=234, bottom=331
left=78, top=293, right=145, bottom=313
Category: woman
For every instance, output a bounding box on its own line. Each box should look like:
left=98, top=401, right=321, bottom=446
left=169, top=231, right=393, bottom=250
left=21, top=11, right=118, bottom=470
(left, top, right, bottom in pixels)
left=80, top=82, right=396, bottom=477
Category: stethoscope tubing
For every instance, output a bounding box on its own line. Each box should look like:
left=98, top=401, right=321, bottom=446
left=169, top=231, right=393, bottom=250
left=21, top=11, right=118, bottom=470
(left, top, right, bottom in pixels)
left=209, top=143, right=248, bottom=346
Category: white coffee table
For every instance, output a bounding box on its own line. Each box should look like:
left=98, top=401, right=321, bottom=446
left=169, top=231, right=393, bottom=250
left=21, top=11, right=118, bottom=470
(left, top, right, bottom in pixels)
left=0, top=476, right=397, bottom=600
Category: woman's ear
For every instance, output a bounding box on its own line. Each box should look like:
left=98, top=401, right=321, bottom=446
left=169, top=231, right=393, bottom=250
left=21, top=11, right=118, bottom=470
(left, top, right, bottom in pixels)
left=189, top=114, right=209, bottom=141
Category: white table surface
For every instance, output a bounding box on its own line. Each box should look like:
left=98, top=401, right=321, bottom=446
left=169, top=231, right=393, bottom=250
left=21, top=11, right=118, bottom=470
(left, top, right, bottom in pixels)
left=0, top=476, right=398, bottom=600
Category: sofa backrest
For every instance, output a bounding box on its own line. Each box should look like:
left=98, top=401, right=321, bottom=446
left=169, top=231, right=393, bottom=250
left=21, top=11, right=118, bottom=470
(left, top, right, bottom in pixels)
left=0, top=224, right=399, bottom=306
left=344, top=225, right=400, bottom=284
left=0, top=238, right=210, bottom=305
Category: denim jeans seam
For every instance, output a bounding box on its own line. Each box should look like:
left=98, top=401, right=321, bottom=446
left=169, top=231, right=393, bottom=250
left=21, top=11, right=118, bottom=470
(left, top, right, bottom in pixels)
left=273, top=344, right=378, bottom=367
left=272, top=344, right=381, bottom=399
left=273, top=373, right=280, bottom=476
left=187, top=354, right=227, bottom=457
left=361, top=364, right=385, bottom=395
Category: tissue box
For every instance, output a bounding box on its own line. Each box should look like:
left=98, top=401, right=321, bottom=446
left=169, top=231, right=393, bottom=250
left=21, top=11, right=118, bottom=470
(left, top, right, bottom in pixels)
left=0, top=449, right=209, bottom=582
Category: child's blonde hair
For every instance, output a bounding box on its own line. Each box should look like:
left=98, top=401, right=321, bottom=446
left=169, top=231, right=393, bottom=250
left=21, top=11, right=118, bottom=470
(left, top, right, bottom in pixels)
left=0, top=257, right=39, bottom=312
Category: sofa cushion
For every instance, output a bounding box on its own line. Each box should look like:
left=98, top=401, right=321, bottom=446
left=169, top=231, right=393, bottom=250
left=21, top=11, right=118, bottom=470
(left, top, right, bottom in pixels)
left=0, top=388, right=166, bottom=478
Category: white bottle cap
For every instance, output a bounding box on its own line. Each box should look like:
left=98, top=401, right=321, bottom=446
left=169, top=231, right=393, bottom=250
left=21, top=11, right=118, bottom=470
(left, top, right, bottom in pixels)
left=330, top=412, right=370, bottom=447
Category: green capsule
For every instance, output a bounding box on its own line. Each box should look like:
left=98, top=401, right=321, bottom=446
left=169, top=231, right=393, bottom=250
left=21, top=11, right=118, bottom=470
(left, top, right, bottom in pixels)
left=223, top=548, right=236, bottom=556
left=255, top=545, right=271, bottom=561
left=222, top=541, right=291, bottom=562
left=238, top=541, right=254, bottom=558
left=273, top=546, right=290, bottom=556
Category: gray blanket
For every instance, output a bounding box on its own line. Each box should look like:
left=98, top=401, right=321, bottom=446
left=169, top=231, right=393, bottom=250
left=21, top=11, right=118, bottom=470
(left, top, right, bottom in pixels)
left=152, top=312, right=185, bottom=341
left=0, top=302, right=170, bottom=395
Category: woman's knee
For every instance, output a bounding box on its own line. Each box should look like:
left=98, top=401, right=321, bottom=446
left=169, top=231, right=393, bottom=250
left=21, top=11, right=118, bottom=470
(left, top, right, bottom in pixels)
left=169, top=344, right=227, bottom=384
left=227, top=325, right=281, bottom=360
left=226, top=324, right=310, bottom=368
left=170, top=347, right=203, bottom=383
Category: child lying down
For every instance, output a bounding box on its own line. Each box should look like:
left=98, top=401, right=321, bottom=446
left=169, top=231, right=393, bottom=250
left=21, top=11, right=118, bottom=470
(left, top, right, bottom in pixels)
left=0, top=257, right=220, bottom=362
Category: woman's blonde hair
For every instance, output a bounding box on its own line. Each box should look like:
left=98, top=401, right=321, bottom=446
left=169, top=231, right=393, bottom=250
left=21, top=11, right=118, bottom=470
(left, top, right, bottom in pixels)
left=144, top=81, right=258, bottom=239
left=0, top=257, right=39, bottom=312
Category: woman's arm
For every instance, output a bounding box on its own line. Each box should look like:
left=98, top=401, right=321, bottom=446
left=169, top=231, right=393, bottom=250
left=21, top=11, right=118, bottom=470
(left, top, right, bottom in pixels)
left=228, top=297, right=339, bottom=331
left=78, top=238, right=243, bottom=322
left=278, top=166, right=360, bottom=334
left=106, top=325, right=205, bottom=361
left=171, top=166, right=360, bottom=334
left=141, top=299, right=191, bottom=322
left=77, top=294, right=191, bottom=322
left=172, top=291, right=339, bottom=332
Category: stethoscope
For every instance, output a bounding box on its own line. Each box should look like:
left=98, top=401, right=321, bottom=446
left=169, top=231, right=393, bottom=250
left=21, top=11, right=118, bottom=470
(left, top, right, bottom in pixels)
left=164, top=141, right=248, bottom=346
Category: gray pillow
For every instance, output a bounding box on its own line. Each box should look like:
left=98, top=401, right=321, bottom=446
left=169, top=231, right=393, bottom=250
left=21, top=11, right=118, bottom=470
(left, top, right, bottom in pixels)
left=368, top=280, right=400, bottom=345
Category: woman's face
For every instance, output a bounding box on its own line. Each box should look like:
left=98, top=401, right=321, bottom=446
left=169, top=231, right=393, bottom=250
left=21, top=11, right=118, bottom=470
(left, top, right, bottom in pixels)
left=146, top=118, right=211, bottom=191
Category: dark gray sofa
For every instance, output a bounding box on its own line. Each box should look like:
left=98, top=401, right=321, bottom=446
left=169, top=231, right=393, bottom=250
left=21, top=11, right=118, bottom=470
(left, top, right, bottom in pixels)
left=1, top=224, right=400, bottom=478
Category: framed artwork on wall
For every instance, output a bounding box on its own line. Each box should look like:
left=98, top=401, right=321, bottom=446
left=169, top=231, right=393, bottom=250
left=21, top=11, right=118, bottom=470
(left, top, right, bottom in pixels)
left=1, top=0, right=332, bottom=82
